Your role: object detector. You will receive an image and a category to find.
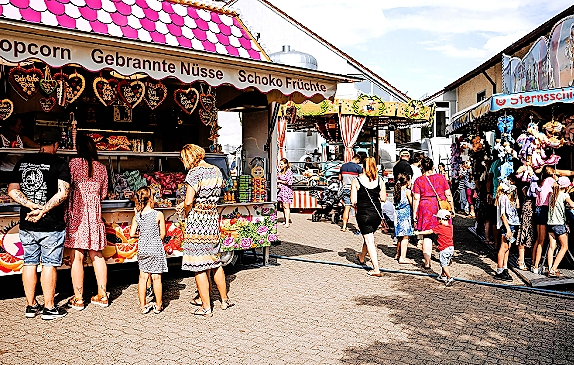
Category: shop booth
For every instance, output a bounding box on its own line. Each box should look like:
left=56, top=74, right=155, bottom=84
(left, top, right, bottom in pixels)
left=447, top=88, right=574, bottom=286
left=0, top=0, right=357, bottom=275
left=277, top=95, right=434, bottom=209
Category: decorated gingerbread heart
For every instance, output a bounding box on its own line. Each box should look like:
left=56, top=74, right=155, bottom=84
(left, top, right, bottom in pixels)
left=54, top=72, right=69, bottom=107
left=93, top=77, right=119, bottom=106
left=39, top=67, right=57, bottom=96
left=0, top=99, right=14, bottom=121
left=66, top=72, right=85, bottom=105
left=144, top=82, right=167, bottom=110
left=199, top=108, right=217, bottom=126
left=118, top=80, right=145, bottom=109
left=39, top=97, right=56, bottom=113
left=174, top=88, right=199, bottom=115
left=9, top=66, right=43, bottom=101
left=199, top=93, right=216, bottom=111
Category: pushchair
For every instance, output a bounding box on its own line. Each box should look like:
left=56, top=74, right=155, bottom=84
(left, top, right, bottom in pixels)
left=310, top=179, right=344, bottom=224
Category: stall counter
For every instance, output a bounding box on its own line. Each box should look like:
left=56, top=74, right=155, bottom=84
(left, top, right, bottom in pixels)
left=0, top=202, right=278, bottom=276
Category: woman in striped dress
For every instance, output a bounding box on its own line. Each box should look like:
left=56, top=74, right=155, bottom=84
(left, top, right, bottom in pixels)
left=178, top=144, right=234, bottom=317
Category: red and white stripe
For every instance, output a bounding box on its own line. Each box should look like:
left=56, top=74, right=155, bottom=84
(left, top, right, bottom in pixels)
left=339, top=115, right=366, bottom=162
left=291, top=191, right=319, bottom=209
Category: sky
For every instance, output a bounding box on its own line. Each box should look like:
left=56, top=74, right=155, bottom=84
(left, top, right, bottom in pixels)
left=265, top=0, right=573, bottom=99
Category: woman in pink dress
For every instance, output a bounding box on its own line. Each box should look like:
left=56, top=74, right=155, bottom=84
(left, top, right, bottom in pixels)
left=65, top=135, right=109, bottom=310
left=412, top=157, right=455, bottom=269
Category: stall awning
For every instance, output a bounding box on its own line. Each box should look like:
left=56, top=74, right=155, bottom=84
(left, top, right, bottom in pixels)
left=447, top=87, right=574, bottom=134
left=446, top=98, right=492, bottom=135
left=287, top=95, right=434, bottom=131
left=0, top=4, right=358, bottom=101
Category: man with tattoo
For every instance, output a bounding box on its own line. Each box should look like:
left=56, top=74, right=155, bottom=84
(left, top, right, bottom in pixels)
left=8, top=128, right=71, bottom=320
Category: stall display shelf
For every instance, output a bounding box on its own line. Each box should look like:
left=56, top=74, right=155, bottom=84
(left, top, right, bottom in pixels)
left=0, top=148, right=224, bottom=159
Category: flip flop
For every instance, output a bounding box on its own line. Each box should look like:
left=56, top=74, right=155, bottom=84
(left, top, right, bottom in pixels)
left=398, top=259, right=416, bottom=265
left=367, top=271, right=383, bottom=277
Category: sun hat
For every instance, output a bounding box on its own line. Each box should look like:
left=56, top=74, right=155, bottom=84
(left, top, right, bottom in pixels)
left=434, top=209, right=451, bottom=220
left=557, top=176, right=571, bottom=188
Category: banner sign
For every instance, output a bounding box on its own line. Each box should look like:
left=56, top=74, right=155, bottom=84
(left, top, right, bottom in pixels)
left=502, top=15, right=574, bottom=94
left=492, top=87, right=574, bottom=111
left=295, top=96, right=434, bottom=121
left=0, top=32, right=337, bottom=99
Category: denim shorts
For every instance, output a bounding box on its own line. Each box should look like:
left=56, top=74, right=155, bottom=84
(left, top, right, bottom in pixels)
left=439, top=246, right=454, bottom=267
left=534, top=205, right=549, bottom=225
left=20, top=229, right=65, bottom=267
left=548, top=224, right=569, bottom=237
left=342, top=189, right=352, bottom=206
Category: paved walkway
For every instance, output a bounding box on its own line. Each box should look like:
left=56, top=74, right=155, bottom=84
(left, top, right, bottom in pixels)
left=0, top=213, right=572, bottom=365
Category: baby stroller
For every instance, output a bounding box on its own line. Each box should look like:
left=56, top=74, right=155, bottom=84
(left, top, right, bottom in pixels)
left=310, top=179, right=344, bottom=224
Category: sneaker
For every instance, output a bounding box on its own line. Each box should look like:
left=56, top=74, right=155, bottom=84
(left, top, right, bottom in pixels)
left=494, top=269, right=513, bottom=282
left=531, top=266, right=541, bottom=275
left=445, top=277, right=455, bottom=287
left=41, top=306, right=68, bottom=320
left=25, top=303, right=43, bottom=318
left=436, top=275, right=447, bottom=283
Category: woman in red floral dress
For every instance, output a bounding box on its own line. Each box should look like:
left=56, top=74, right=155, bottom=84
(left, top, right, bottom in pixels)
left=65, top=135, right=109, bottom=310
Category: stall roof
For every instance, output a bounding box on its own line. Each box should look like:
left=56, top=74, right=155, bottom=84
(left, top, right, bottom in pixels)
left=447, top=86, right=574, bottom=134
left=0, top=0, right=267, bottom=61
left=0, top=12, right=360, bottom=101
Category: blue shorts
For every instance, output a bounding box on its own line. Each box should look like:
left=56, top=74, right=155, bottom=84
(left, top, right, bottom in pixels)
left=342, top=188, right=352, bottom=206
left=548, top=224, right=569, bottom=236
left=439, top=246, right=454, bottom=267
left=534, top=205, right=549, bottom=225
left=20, top=229, right=65, bottom=267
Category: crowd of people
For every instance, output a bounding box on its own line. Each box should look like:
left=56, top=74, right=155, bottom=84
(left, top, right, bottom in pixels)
left=277, top=146, right=572, bottom=286
left=8, top=128, right=233, bottom=320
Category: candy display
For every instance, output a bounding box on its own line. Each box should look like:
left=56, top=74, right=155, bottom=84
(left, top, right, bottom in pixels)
left=251, top=177, right=266, bottom=203
left=238, top=175, right=252, bottom=203
left=143, top=172, right=186, bottom=196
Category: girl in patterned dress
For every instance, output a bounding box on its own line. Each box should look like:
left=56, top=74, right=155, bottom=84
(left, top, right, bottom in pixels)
left=393, top=173, right=415, bottom=265
left=277, top=158, right=294, bottom=228
left=178, top=144, right=234, bottom=318
left=130, top=187, right=167, bottom=314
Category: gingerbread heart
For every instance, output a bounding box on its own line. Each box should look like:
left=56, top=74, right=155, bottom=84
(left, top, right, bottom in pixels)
left=118, top=80, right=145, bottom=109
left=39, top=97, right=56, bottom=112
left=0, top=99, right=14, bottom=121
left=66, top=72, right=85, bottom=105
left=40, top=67, right=57, bottom=96
left=199, top=108, right=218, bottom=126
left=174, top=88, right=199, bottom=115
left=93, top=77, right=118, bottom=106
left=200, top=93, right=216, bottom=111
left=9, top=66, right=43, bottom=101
left=144, top=82, right=167, bottom=110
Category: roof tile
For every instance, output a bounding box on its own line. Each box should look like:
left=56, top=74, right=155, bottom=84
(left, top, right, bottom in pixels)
left=0, top=0, right=265, bottom=60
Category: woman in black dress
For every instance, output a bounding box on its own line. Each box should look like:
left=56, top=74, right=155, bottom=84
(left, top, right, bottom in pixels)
left=351, top=157, right=387, bottom=276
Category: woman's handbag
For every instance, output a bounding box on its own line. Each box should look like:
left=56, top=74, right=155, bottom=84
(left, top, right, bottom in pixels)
left=426, top=175, right=452, bottom=212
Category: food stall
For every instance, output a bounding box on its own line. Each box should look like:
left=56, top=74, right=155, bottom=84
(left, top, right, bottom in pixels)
left=281, top=95, right=435, bottom=209
left=0, top=0, right=356, bottom=275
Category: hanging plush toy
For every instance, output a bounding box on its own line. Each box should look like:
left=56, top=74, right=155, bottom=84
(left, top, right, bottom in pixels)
left=526, top=175, right=541, bottom=198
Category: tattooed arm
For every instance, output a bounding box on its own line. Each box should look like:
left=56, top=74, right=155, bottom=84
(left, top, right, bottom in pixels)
left=26, top=179, right=70, bottom=223
left=7, top=183, right=43, bottom=210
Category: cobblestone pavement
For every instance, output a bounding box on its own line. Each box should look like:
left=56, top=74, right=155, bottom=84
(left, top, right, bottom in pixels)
left=0, top=213, right=573, bottom=365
